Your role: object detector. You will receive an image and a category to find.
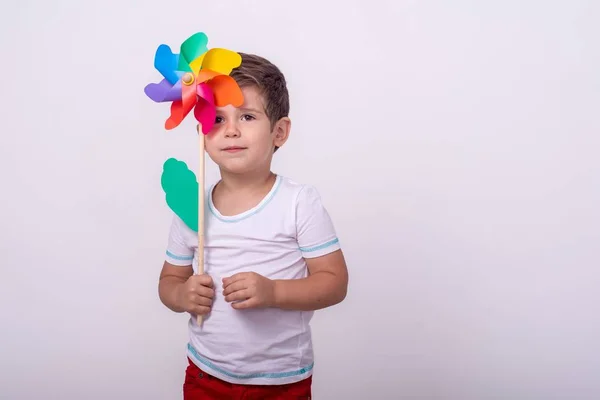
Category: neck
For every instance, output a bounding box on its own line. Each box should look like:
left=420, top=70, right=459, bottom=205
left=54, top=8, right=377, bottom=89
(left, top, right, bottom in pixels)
left=218, top=166, right=276, bottom=193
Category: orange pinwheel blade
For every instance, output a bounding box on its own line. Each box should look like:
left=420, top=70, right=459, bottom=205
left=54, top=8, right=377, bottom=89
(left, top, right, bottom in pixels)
left=197, top=69, right=220, bottom=83
left=207, top=75, right=244, bottom=107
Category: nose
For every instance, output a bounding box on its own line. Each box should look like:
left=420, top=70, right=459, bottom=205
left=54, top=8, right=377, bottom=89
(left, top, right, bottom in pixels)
left=224, top=120, right=240, bottom=138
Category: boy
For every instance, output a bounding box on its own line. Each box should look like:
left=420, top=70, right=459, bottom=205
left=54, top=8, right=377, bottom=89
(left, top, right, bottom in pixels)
left=158, top=53, right=348, bottom=399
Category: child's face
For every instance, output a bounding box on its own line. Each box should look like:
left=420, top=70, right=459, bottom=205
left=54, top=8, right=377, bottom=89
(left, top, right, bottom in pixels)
left=204, top=85, right=289, bottom=175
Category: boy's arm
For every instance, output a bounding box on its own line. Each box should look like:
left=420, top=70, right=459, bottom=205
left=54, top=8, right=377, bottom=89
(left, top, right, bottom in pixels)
left=272, top=184, right=348, bottom=311
left=158, top=261, right=193, bottom=312
left=222, top=251, right=348, bottom=311
left=159, top=215, right=215, bottom=315
left=222, top=185, right=347, bottom=311
left=273, top=249, right=348, bottom=311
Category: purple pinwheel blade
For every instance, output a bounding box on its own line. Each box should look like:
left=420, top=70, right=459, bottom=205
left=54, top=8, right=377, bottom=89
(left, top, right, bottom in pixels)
left=144, top=79, right=182, bottom=102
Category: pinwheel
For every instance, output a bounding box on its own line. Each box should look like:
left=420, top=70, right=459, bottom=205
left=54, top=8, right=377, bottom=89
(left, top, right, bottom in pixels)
left=144, top=32, right=244, bottom=326
left=144, top=32, right=244, bottom=133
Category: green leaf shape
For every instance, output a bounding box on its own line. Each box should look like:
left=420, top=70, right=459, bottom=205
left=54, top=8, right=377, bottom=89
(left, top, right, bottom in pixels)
left=161, top=158, right=198, bottom=232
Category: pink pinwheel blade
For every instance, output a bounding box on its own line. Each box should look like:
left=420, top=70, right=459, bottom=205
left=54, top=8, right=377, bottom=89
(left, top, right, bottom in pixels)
left=144, top=79, right=182, bottom=102
left=195, top=83, right=216, bottom=134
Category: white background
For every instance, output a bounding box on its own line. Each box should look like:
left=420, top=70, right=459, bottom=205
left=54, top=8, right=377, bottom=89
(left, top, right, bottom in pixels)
left=1, top=0, right=599, bottom=399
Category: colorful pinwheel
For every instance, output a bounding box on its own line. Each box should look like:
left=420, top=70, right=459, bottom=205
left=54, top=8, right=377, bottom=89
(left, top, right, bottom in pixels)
left=144, top=32, right=244, bottom=134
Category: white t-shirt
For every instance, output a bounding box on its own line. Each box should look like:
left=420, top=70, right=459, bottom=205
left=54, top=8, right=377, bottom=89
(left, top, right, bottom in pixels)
left=164, top=174, right=341, bottom=385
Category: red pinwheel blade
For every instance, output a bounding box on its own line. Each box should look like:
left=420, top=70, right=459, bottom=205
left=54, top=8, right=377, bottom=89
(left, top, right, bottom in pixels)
left=165, top=82, right=197, bottom=130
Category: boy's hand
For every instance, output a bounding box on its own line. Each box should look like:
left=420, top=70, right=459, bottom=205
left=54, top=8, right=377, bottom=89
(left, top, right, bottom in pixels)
left=222, top=272, right=275, bottom=309
left=175, top=274, right=215, bottom=316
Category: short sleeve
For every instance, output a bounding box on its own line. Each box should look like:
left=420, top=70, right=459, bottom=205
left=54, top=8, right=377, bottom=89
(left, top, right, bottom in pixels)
left=165, top=215, right=195, bottom=266
left=295, top=185, right=341, bottom=258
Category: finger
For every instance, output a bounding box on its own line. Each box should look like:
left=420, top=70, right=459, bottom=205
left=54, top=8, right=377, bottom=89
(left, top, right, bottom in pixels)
left=192, top=274, right=213, bottom=288
left=232, top=298, right=257, bottom=310
left=225, top=289, right=251, bottom=303
left=196, top=274, right=213, bottom=287
left=222, top=280, right=247, bottom=297
left=189, top=293, right=213, bottom=307
left=193, top=285, right=215, bottom=299
left=222, top=272, right=250, bottom=288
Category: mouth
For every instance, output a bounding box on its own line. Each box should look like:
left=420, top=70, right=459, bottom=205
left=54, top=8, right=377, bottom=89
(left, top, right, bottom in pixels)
left=222, top=146, right=247, bottom=153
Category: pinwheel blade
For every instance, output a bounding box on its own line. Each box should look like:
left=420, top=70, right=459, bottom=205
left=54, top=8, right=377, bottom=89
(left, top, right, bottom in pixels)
left=196, top=69, right=220, bottom=83
left=154, top=44, right=181, bottom=85
left=206, top=75, right=244, bottom=107
left=144, top=79, right=182, bottom=102
left=165, top=83, right=197, bottom=130
left=178, top=32, right=209, bottom=72
left=195, top=83, right=216, bottom=134
left=201, top=48, right=242, bottom=75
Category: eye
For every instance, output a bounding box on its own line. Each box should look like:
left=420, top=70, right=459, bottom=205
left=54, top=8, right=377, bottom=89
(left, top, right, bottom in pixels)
left=242, top=114, right=255, bottom=121
left=215, top=116, right=224, bottom=124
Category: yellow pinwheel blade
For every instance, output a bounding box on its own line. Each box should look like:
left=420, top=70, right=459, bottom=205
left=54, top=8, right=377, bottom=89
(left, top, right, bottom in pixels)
left=197, top=48, right=242, bottom=75
left=189, top=53, right=206, bottom=75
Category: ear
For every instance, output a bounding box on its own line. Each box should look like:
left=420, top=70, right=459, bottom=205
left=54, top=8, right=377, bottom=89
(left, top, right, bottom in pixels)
left=272, top=117, right=291, bottom=148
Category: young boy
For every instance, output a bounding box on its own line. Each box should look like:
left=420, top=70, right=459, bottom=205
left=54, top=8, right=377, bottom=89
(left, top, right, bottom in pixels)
left=158, top=53, right=348, bottom=399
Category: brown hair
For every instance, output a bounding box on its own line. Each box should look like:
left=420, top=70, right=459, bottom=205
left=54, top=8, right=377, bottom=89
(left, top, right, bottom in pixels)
left=231, top=53, right=290, bottom=151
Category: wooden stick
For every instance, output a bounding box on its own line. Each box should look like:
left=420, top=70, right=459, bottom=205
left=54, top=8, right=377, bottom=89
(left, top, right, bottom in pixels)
left=197, top=125, right=205, bottom=326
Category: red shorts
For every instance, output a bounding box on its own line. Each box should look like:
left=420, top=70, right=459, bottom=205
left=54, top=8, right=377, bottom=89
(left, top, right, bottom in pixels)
left=183, top=358, right=312, bottom=400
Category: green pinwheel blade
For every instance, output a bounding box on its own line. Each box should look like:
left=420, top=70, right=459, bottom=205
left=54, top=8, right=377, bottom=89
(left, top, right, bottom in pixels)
left=178, top=32, right=209, bottom=72
left=161, top=158, right=198, bottom=232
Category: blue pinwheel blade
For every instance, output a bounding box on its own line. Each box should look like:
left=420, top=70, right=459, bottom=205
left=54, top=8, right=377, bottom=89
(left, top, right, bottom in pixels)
left=154, top=44, right=181, bottom=85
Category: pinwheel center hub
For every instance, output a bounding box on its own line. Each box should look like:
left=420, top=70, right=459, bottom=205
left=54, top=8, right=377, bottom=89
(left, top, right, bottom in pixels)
left=182, top=72, right=195, bottom=86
